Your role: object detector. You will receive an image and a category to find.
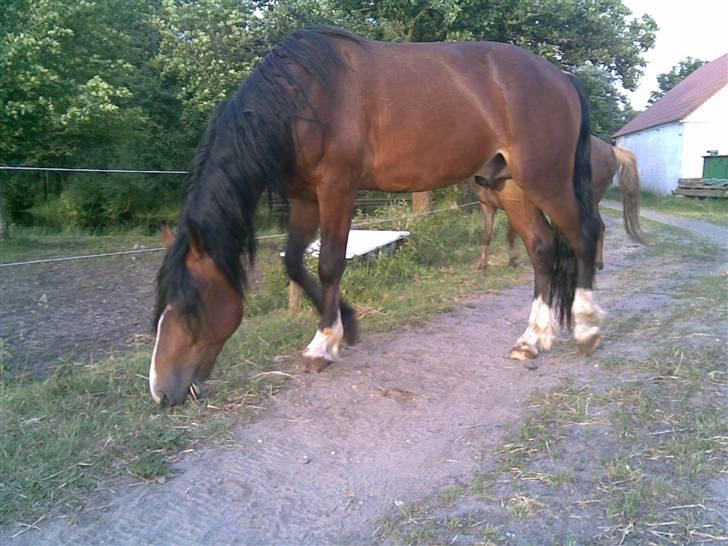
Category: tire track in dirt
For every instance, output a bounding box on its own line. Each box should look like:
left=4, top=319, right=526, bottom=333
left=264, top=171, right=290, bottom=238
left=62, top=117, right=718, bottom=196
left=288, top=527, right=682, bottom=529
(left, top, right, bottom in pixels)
left=3, top=209, right=725, bottom=545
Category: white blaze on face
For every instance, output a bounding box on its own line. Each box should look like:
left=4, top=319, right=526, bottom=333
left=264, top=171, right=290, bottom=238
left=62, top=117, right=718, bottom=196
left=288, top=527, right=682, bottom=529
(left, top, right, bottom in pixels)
left=303, top=311, right=344, bottom=361
left=150, top=306, right=170, bottom=404
left=572, top=288, right=606, bottom=344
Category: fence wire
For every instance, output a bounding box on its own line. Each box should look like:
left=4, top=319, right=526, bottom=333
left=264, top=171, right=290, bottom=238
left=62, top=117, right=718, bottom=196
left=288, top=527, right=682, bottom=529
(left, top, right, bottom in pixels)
left=0, top=201, right=480, bottom=268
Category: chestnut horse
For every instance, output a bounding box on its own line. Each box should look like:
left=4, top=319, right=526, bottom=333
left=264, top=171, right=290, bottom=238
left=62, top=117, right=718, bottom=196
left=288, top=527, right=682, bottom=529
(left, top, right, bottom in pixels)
left=475, top=137, right=645, bottom=272
left=151, top=27, right=604, bottom=405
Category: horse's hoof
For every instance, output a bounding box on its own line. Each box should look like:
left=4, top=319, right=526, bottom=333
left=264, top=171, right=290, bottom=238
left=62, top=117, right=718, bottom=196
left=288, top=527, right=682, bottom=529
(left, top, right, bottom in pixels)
left=509, top=344, right=538, bottom=361
left=297, top=357, right=332, bottom=373
left=596, top=261, right=604, bottom=271
left=577, top=333, right=602, bottom=355
left=476, top=261, right=488, bottom=272
left=508, top=257, right=519, bottom=268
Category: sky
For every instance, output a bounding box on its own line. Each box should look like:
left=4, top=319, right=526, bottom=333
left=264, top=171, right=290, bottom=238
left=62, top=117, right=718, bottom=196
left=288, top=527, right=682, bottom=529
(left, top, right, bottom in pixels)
left=622, top=0, right=727, bottom=109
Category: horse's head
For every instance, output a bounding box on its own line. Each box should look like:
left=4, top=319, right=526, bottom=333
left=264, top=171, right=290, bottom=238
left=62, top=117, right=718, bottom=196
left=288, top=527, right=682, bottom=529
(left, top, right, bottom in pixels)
left=150, top=225, right=243, bottom=406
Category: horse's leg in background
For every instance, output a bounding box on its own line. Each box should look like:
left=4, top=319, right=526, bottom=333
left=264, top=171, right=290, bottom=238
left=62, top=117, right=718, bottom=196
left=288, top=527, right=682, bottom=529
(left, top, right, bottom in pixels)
left=506, top=221, right=519, bottom=267
left=299, top=190, right=356, bottom=372
left=499, top=193, right=559, bottom=360
left=595, top=204, right=605, bottom=271
left=284, top=198, right=358, bottom=356
left=477, top=200, right=496, bottom=271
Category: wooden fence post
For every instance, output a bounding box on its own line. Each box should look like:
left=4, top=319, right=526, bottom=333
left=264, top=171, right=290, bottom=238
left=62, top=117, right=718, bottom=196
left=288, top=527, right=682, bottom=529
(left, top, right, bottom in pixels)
left=412, top=191, right=432, bottom=214
left=0, top=179, right=9, bottom=240
left=288, top=281, right=302, bottom=313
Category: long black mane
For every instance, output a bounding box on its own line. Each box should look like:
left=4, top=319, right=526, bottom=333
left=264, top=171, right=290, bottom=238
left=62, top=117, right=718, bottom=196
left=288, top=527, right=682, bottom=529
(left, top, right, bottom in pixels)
left=154, top=26, right=361, bottom=330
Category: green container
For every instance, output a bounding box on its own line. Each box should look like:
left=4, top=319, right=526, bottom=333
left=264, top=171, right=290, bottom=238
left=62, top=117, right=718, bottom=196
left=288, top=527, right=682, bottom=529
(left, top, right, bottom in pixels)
left=702, top=155, right=728, bottom=180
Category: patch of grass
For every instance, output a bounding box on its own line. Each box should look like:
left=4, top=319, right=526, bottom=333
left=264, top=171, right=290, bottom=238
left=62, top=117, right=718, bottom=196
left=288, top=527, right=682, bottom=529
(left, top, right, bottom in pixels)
left=0, top=204, right=529, bottom=526
left=443, top=485, right=464, bottom=504
left=605, top=187, right=728, bottom=225
left=0, top=227, right=164, bottom=264
left=496, top=384, right=600, bottom=471
left=470, top=472, right=495, bottom=497
left=504, top=494, right=544, bottom=519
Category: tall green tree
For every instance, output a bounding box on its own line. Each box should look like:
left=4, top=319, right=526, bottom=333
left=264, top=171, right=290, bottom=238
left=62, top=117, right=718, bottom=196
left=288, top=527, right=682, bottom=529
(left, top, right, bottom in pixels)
left=0, top=0, right=193, bottom=227
left=648, top=57, right=706, bottom=105
left=574, top=65, right=635, bottom=140
left=333, top=0, right=462, bottom=41
left=0, top=0, right=151, bottom=165
left=448, top=0, right=657, bottom=92
left=152, top=0, right=261, bottom=131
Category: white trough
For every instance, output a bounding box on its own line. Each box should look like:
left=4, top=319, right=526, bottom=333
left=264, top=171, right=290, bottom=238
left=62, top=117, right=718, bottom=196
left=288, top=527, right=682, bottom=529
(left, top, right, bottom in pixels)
left=281, top=229, right=411, bottom=260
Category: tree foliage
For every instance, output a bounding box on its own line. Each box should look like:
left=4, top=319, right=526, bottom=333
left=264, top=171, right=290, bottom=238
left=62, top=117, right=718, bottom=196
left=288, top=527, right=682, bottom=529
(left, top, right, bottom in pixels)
left=0, top=0, right=145, bottom=164
left=448, top=0, right=657, bottom=91
left=648, top=57, right=706, bottom=105
left=0, top=0, right=657, bottom=230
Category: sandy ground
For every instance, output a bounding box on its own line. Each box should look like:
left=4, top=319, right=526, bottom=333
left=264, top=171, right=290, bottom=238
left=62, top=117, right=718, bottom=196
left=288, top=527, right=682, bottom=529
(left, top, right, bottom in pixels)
left=1, top=205, right=726, bottom=545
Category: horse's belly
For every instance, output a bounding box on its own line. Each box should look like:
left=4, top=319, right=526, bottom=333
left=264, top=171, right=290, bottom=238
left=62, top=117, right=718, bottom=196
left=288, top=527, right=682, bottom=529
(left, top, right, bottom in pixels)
left=366, top=119, right=497, bottom=192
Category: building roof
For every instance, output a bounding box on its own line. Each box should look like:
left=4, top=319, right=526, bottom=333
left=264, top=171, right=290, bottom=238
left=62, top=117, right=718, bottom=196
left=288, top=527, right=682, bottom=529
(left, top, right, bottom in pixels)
left=614, top=53, right=728, bottom=138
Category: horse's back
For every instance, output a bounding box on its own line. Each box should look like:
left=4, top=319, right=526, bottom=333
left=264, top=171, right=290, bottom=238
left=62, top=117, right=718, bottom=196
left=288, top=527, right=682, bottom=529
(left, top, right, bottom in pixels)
left=325, top=38, right=582, bottom=193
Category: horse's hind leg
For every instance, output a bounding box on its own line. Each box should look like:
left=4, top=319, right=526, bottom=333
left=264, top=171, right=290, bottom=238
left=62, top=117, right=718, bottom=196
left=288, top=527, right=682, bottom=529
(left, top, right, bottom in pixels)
left=506, top=222, right=519, bottom=267
left=541, top=193, right=605, bottom=355
left=499, top=194, right=559, bottom=360
left=595, top=205, right=605, bottom=270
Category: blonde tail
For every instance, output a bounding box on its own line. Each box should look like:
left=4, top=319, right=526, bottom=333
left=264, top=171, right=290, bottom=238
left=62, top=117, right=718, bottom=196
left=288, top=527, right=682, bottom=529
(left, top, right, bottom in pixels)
left=613, top=146, right=647, bottom=244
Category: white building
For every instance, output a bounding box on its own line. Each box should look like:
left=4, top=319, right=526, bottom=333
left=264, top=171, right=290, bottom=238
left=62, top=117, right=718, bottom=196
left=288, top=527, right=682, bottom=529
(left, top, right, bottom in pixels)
left=614, top=54, right=727, bottom=194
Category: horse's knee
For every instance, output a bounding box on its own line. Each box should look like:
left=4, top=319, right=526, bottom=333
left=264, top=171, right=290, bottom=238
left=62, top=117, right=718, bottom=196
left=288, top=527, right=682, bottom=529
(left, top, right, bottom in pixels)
left=318, top=249, right=346, bottom=285
left=530, top=236, right=554, bottom=268
left=284, top=248, right=305, bottom=283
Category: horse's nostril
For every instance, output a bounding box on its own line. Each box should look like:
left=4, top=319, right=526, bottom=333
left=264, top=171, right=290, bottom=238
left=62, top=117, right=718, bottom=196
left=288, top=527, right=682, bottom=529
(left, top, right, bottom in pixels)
left=159, top=392, right=169, bottom=406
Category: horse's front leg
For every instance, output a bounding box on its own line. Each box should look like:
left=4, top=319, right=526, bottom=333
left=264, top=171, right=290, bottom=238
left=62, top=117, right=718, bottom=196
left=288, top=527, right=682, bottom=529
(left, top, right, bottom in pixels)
left=299, top=195, right=354, bottom=373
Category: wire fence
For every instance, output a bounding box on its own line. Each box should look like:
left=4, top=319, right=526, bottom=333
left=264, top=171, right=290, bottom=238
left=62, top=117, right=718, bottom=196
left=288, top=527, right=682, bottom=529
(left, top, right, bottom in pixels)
left=0, top=201, right=480, bottom=268
left=0, top=166, right=187, bottom=175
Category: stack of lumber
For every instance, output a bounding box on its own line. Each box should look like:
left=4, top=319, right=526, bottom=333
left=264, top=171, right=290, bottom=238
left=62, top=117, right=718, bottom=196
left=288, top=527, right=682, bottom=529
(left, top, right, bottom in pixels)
left=675, top=178, right=728, bottom=198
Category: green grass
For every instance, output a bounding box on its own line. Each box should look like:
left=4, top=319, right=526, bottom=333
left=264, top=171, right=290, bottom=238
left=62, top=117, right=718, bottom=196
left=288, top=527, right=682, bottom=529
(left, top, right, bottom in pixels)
left=605, top=187, right=728, bottom=224
left=0, top=217, right=288, bottom=264
left=0, top=227, right=164, bottom=264
left=0, top=203, right=529, bottom=526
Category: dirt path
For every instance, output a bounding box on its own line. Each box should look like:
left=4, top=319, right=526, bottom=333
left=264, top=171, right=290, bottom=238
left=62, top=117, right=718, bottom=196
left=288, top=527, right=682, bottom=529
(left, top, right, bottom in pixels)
left=0, top=252, right=161, bottom=378
left=3, top=208, right=726, bottom=545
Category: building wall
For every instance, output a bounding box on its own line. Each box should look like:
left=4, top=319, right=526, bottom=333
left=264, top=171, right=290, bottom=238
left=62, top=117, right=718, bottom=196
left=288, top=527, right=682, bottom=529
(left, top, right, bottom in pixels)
left=615, top=122, right=683, bottom=194
left=681, top=87, right=728, bottom=178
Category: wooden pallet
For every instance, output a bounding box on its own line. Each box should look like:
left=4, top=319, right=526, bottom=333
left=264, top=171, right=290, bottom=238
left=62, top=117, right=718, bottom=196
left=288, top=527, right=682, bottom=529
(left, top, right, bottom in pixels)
left=674, top=178, right=728, bottom=198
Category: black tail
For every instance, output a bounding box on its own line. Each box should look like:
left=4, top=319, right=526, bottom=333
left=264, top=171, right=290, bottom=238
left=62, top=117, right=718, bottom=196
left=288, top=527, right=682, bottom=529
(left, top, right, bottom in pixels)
left=550, top=73, right=594, bottom=327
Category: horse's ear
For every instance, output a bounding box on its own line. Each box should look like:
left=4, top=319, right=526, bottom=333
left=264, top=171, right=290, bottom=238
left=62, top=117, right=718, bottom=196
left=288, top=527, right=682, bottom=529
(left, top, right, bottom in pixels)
left=186, top=219, right=206, bottom=261
left=161, top=223, right=176, bottom=249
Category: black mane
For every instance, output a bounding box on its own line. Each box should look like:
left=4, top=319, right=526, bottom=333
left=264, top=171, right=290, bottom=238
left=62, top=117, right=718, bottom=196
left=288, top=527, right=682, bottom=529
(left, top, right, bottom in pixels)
left=154, top=26, right=362, bottom=331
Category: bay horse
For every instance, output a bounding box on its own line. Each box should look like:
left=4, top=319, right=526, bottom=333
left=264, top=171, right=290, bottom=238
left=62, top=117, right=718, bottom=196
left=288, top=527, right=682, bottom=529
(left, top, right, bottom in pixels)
left=150, top=26, right=604, bottom=406
left=472, top=137, right=645, bottom=360
left=475, top=137, right=645, bottom=271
